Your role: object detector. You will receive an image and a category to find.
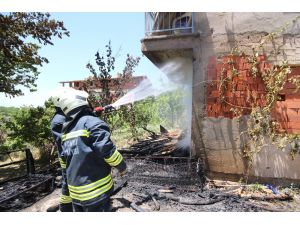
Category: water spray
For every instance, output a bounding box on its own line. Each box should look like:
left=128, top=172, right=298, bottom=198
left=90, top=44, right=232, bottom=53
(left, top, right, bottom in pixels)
left=93, top=57, right=193, bottom=153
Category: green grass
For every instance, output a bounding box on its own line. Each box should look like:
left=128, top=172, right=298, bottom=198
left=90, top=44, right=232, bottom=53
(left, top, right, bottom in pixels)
left=111, top=124, right=162, bottom=149
left=247, top=183, right=265, bottom=192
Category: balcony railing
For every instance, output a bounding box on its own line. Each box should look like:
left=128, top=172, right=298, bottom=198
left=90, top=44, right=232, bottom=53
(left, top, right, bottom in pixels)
left=145, top=12, right=194, bottom=37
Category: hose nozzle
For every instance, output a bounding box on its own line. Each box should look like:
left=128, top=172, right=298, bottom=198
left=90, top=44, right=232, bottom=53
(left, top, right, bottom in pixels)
left=103, top=105, right=115, bottom=112
left=94, top=105, right=115, bottom=114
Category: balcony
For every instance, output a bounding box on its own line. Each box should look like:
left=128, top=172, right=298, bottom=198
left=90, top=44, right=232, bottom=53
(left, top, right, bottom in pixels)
left=145, top=12, right=195, bottom=37
left=142, top=12, right=199, bottom=66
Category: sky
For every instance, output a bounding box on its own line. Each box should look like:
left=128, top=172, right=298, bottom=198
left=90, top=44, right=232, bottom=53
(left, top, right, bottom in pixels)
left=0, top=12, right=165, bottom=107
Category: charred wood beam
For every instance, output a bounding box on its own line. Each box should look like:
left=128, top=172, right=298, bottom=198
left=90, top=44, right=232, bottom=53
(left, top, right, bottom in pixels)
left=0, top=150, right=25, bottom=155
left=133, top=192, right=149, bottom=199
left=130, top=202, right=148, bottom=212
left=242, top=194, right=293, bottom=201
left=132, top=192, right=160, bottom=211
left=160, top=125, right=169, bottom=134
left=46, top=204, right=60, bottom=212
left=211, top=192, right=293, bottom=202
left=245, top=202, right=287, bottom=212
left=124, top=156, right=195, bottom=160
left=119, top=150, right=143, bottom=155
left=158, top=193, right=224, bottom=205
left=141, top=126, right=157, bottom=138
left=0, top=176, right=54, bottom=204
left=112, top=180, right=128, bottom=196
left=113, top=193, right=150, bottom=212
left=0, top=160, right=26, bottom=168
left=0, top=175, right=28, bottom=186
left=25, top=148, right=35, bottom=175
left=149, top=194, right=160, bottom=211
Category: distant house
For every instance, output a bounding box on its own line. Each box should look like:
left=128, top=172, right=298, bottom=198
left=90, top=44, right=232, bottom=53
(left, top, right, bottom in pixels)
left=59, top=76, right=148, bottom=94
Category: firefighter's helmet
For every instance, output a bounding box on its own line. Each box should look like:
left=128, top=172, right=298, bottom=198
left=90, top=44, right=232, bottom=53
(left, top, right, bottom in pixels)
left=50, top=87, right=89, bottom=115
left=49, top=87, right=71, bottom=108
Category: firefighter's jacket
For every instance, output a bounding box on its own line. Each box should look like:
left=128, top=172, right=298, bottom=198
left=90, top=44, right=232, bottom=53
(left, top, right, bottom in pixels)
left=61, top=107, right=126, bottom=206
left=51, top=108, right=72, bottom=206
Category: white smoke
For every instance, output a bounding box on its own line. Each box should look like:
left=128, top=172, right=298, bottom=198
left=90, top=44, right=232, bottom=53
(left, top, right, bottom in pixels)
left=111, top=57, right=193, bottom=150
left=164, top=58, right=193, bottom=151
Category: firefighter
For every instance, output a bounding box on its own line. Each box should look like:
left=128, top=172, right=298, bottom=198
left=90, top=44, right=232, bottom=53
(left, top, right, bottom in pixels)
left=54, top=88, right=127, bottom=212
left=50, top=89, right=73, bottom=212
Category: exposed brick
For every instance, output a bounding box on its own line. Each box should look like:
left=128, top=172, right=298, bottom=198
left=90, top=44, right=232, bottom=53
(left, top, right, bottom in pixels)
left=283, top=82, right=297, bottom=89
left=284, top=100, right=300, bottom=109
left=207, top=68, right=217, bottom=80
left=236, top=62, right=243, bottom=70
left=284, top=129, right=300, bottom=134
left=236, top=98, right=247, bottom=106
left=210, top=90, right=220, bottom=98
left=208, top=56, right=217, bottom=69
left=285, top=93, right=300, bottom=101
left=249, top=84, right=258, bottom=90
left=257, top=55, right=267, bottom=61
left=216, top=64, right=225, bottom=75
left=206, top=97, right=217, bottom=104
left=234, top=91, right=241, bottom=98
left=212, top=103, right=221, bottom=113
left=224, top=91, right=234, bottom=98
left=206, top=86, right=215, bottom=94
left=277, top=122, right=300, bottom=130
left=280, top=88, right=299, bottom=94
left=236, top=84, right=247, bottom=91
left=290, top=66, right=300, bottom=76
left=244, top=77, right=254, bottom=84
left=243, top=63, right=252, bottom=70
left=257, top=83, right=266, bottom=91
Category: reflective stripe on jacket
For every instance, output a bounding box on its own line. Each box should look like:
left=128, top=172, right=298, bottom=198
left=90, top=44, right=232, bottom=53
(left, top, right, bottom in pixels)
left=60, top=194, right=72, bottom=204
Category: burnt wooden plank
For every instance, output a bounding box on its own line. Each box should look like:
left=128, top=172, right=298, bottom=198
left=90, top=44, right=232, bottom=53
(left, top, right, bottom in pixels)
left=0, top=160, right=26, bottom=168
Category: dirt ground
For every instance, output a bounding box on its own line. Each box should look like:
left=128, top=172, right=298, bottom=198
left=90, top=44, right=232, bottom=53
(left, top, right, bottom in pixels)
left=20, top=177, right=300, bottom=212
left=2, top=157, right=300, bottom=212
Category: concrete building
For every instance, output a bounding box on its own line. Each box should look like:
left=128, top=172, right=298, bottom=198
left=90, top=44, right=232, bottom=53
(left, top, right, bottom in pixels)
left=141, top=12, right=300, bottom=185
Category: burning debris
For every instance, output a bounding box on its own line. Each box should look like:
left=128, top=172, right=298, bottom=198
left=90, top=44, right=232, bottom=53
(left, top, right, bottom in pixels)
left=119, top=127, right=190, bottom=157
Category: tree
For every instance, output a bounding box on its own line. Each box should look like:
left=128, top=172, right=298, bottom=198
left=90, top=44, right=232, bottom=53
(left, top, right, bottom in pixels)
left=85, top=41, right=140, bottom=107
left=85, top=41, right=140, bottom=136
left=0, top=114, right=6, bottom=148
left=0, top=12, right=69, bottom=97
left=4, top=101, right=56, bottom=164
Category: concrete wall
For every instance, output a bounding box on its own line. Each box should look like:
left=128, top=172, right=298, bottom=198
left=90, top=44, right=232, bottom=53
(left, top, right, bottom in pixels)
left=197, top=12, right=300, bottom=64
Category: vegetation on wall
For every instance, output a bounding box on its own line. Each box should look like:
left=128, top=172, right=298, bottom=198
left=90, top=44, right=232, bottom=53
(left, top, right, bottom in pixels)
left=209, top=16, right=300, bottom=180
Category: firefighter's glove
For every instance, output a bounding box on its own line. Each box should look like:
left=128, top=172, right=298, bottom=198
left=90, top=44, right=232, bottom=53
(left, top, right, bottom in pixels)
left=119, top=169, right=127, bottom=177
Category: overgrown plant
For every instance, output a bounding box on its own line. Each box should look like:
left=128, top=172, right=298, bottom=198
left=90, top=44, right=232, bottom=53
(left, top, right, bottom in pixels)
left=3, top=101, right=56, bottom=165
left=85, top=41, right=141, bottom=137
